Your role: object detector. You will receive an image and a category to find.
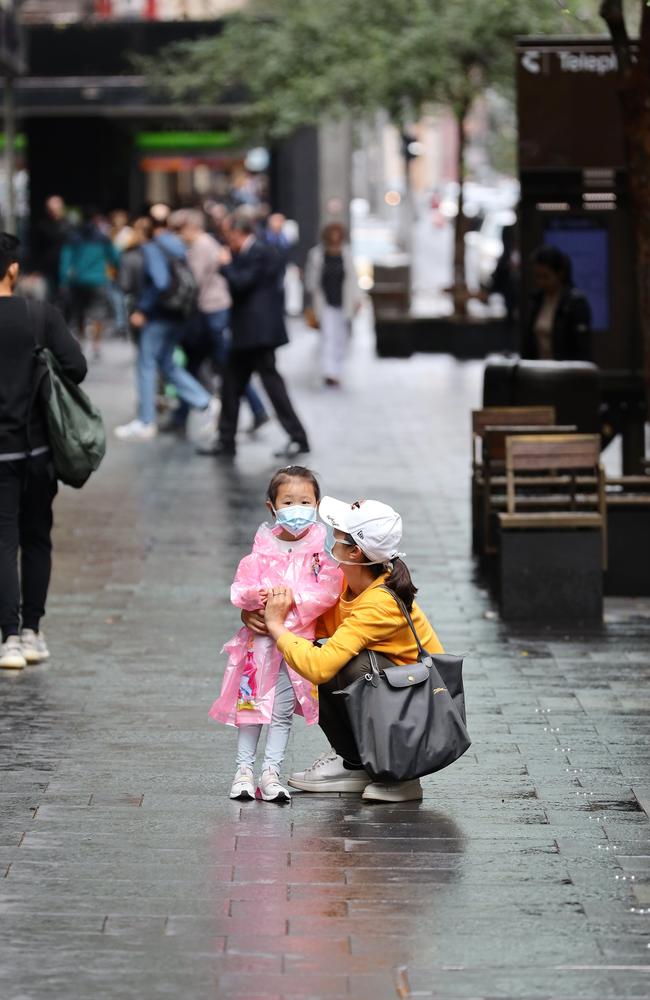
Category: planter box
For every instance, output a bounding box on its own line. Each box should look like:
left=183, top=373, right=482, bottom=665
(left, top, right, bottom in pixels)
left=374, top=316, right=511, bottom=360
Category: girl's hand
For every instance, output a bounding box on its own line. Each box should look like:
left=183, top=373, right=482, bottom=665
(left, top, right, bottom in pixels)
left=264, top=587, right=294, bottom=636
left=241, top=609, right=269, bottom=636
left=258, top=588, right=269, bottom=606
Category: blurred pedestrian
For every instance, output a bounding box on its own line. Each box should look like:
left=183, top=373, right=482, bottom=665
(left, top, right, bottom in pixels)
left=176, top=209, right=269, bottom=433
left=59, top=208, right=119, bottom=359
left=110, top=210, right=134, bottom=253
left=108, top=210, right=134, bottom=336
left=118, top=216, right=153, bottom=320
left=0, top=233, right=87, bottom=669
left=198, top=215, right=309, bottom=459
left=523, top=246, right=592, bottom=362
left=206, top=201, right=229, bottom=243
left=264, top=213, right=291, bottom=256
left=304, top=223, right=361, bottom=387
left=114, top=214, right=218, bottom=443
left=482, top=218, right=520, bottom=351
left=32, top=195, right=71, bottom=302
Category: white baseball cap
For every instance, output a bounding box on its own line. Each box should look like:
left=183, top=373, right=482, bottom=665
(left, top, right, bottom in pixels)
left=319, top=496, right=404, bottom=564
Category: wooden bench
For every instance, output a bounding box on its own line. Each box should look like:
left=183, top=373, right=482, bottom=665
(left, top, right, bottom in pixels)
left=481, top=424, right=584, bottom=546
left=478, top=422, right=576, bottom=557
left=471, top=406, right=556, bottom=552
left=497, top=435, right=605, bottom=622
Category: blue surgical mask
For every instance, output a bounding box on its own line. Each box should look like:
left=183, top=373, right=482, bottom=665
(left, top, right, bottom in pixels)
left=325, top=524, right=352, bottom=561
left=273, top=504, right=318, bottom=538
left=324, top=524, right=376, bottom=565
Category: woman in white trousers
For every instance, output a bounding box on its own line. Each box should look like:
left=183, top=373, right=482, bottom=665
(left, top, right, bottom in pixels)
left=304, top=224, right=362, bottom=387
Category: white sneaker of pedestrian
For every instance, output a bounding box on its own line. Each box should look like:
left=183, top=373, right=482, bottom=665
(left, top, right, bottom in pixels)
left=361, top=779, right=423, bottom=803
left=287, top=747, right=370, bottom=793
left=0, top=635, right=27, bottom=670
left=259, top=768, right=291, bottom=803
left=114, top=419, right=158, bottom=441
left=188, top=396, right=220, bottom=443
left=20, top=629, right=50, bottom=664
left=229, top=765, right=255, bottom=801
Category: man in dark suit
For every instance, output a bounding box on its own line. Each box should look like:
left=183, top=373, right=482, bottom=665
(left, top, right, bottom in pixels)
left=198, top=215, right=310, bottom=459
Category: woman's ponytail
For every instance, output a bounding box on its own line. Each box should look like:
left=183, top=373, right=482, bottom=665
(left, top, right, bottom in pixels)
left=380, top=557, right=418, bottom=611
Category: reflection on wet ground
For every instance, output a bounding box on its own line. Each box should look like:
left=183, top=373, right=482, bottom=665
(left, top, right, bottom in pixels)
left=1, top=329, right=650, bottom=999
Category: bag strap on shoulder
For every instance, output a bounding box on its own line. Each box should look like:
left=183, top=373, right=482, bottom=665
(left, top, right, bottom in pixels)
left=24, top=298, right=49, bottom=455
left=25, top=297, right=46, bottom=349
left=379, top=585, right=427, bottom=658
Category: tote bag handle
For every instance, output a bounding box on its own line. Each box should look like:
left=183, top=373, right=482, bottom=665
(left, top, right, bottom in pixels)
left=379, top=586, right=428, bottom=659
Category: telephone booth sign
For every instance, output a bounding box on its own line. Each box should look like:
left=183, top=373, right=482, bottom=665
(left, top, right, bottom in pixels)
left=517, top=36, right=638, bottom=372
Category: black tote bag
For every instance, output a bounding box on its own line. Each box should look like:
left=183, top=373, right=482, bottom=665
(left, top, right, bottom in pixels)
left=334, top=590, right=471, bottom=782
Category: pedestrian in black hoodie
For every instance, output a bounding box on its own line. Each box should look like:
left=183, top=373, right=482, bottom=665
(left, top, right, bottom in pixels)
left=0, top=233, right=87, bottom=669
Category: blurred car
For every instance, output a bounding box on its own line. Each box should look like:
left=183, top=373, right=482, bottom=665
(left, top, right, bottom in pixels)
left=351, top=220, right=408, bottom=291
left=438, top=180, right=519, bottom=221
left=464, top=208, right=517, bottom=289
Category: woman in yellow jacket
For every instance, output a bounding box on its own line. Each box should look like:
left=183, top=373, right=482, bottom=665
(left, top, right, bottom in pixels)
left=256, top=496, right=444, bottom=803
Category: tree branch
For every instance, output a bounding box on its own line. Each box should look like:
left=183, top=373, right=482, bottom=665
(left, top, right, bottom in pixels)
left=600, top=0, right=633, bottom=76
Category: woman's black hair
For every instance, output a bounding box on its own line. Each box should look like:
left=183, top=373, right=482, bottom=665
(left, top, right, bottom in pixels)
left=531, top=245, right=573, bottom=286
left=267, top=465, right=321, bottom=506
left=344, top=533, right=418, bottom=611
left=0, top=233, right=20, bottom=281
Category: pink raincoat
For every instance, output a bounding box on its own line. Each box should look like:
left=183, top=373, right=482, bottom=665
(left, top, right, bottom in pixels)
left=209, top=521, right=343, bottom=727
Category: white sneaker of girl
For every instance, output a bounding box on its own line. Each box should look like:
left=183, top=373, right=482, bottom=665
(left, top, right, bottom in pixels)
left=20, top=629, right=50, bottom=664
left=0, top=635, right=26, bottom=670
left=259, top=768, right=291, bottom=803
left=229, top=765, right=255, bottom=800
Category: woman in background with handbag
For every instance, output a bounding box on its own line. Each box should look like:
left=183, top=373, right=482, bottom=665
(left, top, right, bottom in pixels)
left=252, top=496, right=449, bottom=803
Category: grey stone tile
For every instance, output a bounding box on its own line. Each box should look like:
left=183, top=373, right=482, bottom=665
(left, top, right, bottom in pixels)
left=1, top=335, right=649, bottom=999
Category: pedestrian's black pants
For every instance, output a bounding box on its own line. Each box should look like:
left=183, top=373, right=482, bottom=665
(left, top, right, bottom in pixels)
left=0, top=455, right=57, bottom=641
left=219, top=347, right=309, bottom=451
left=317, top=659, right=369, bottom=767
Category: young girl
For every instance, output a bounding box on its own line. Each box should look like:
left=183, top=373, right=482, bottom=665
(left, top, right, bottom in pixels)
left=209, top=466, right=343, bottom=802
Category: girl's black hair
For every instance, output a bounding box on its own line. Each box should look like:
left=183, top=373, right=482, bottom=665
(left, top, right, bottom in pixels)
left=267, top=465, right=321, bottom=506
left=344, top=533, right=418, bottom=611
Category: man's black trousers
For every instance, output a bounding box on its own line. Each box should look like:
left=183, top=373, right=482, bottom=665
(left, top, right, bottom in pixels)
left=0, top=454, right=57, bottom=641
left=218, top=347, right=309, bottom=452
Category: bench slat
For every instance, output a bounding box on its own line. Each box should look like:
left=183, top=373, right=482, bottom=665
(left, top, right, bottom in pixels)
left=507, top=434, right=601, bottom=472
left=499, top=512, right=603, bottom=529
left=472, top=406, right=556, bottom=436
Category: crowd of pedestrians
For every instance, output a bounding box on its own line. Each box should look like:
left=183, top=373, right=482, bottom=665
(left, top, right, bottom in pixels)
left=27, top=195, right=316, bottom=461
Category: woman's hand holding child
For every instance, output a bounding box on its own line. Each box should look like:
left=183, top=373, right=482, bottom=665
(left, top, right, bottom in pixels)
left=264, top=587, right=295, bottom=639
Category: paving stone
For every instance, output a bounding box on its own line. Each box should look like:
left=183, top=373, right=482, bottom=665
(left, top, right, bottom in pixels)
left=1, top=330, right=649, bottom=999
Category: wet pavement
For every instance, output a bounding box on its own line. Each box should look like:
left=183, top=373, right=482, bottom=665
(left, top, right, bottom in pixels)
left=1, top=316, right=650, bottom=1000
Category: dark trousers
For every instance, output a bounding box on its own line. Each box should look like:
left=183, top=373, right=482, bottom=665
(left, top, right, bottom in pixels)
left=317, top=659, right=369, bottom=766
left=180, top=311, right=268, bottom=422
left=219, top=347, right=309, bottom=452
left=0, top=455, right=57, bottom=641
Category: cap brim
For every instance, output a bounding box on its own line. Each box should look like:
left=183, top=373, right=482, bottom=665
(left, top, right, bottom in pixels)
left=318, top=496, right=353, bottom=532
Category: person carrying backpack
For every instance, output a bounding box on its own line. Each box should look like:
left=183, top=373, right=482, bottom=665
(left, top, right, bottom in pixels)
left=114, top=214, right=218, bottom=442
left=0, top=233, right=87, bottom=669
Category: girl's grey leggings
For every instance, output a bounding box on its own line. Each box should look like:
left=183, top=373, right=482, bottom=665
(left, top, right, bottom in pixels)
left=235, top=662, right=296, bottom=773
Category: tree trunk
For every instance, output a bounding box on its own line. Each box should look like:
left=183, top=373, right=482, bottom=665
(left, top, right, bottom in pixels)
left=452, top=105, right=469, bottom=317
left=602, top=1, right=650, bottom=413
